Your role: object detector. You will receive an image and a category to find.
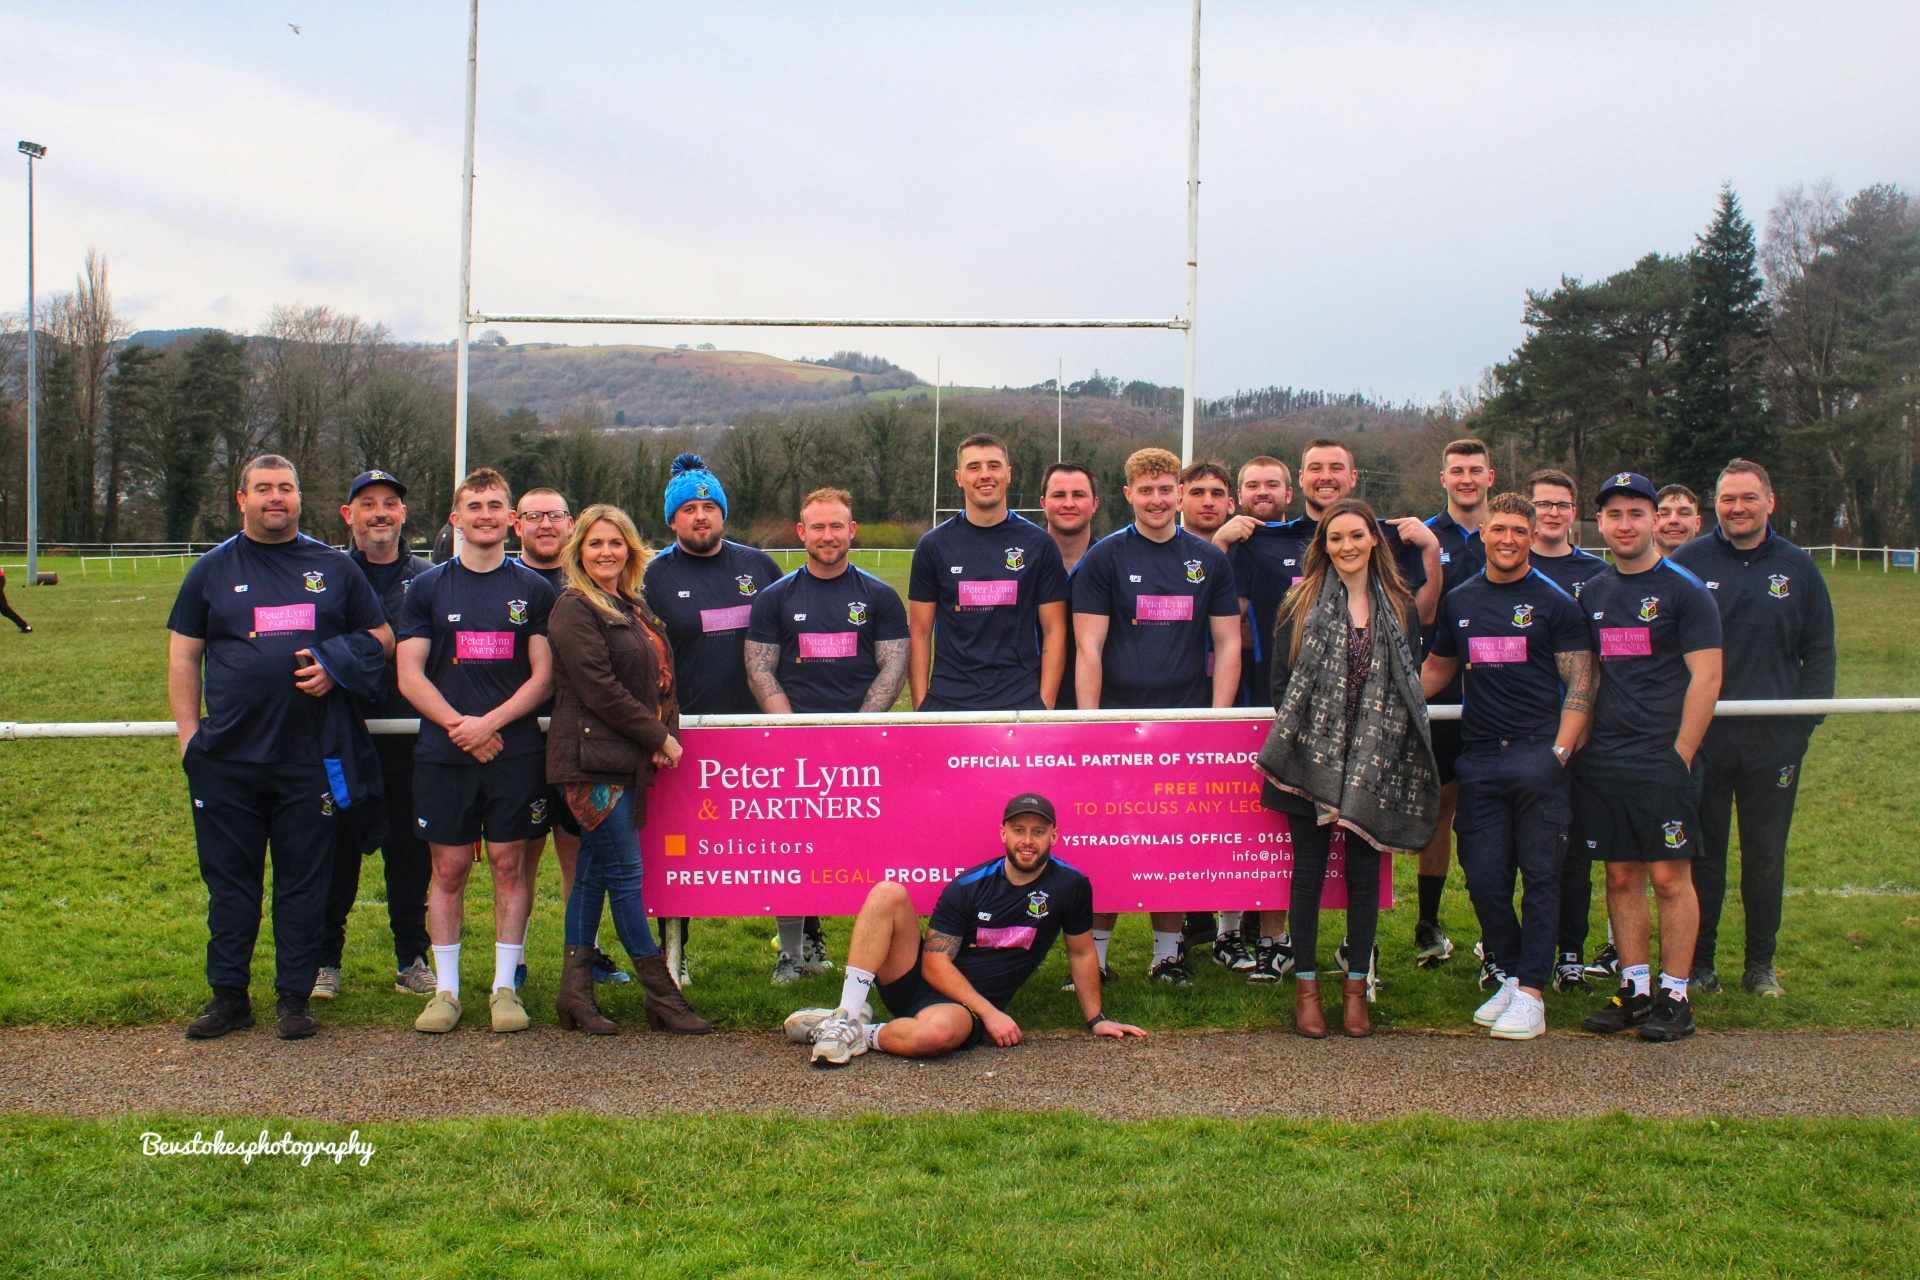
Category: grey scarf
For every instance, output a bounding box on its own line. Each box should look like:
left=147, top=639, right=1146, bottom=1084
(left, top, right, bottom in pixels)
left=1256, top=571, right=1439, bottom=853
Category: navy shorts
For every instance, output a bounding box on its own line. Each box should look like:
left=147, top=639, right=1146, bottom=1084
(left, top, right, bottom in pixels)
left=1571, top=750, right=1703, bottom=864
left=875, top=945, right=986, bottom=1048
left=413, top=753, right=554, bottom=845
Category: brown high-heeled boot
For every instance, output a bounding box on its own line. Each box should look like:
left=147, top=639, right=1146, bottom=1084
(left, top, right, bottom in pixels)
left=1342, top=977, right=1372, bottom=1038
left=556, top=945, right=617, bottom=1035
left=636, top=953, right=713, bottom=1034
left=1293, top=978, right=1327, bottom=1039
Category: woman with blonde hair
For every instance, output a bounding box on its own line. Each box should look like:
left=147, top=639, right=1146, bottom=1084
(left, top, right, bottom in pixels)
left=1258, top=497, right=1439, bottom=1037
left=544, top=503, right=710, bottom=1034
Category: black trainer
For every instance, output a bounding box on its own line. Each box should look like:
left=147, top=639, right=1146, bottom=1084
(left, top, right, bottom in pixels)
left=1583, top=941, right=1621, bottom=980
left=1212, top=930, right=1255, bottom=972
left=275, top=993, right=318, bottom=1040
left=1246, top=936, right=1293, bottom=984
left=1147, top=955, right=1193, bottom=986
left=1638, top=990, right=1697, bottom=1042
left=1581, top=985, right=1652, bottom=1034
left=1690, top=965, right=1722, bottom=995
left=1553, top=952, right=1592, bottom=994
left=1473, top=941, right=1506, bottom=991
left=185, top=989, right=253, bottom=1040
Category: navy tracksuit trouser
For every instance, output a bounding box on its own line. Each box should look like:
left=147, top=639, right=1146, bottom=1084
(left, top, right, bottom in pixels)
left=320, top=745, right=431, bottom=969
left=1694, top=736, right=1804, bottom=973
left=1455, top=738, right=1567, bottom=990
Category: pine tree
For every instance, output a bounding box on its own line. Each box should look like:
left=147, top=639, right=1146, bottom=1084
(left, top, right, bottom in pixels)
left=1662, top=185, right=1771, bottom=496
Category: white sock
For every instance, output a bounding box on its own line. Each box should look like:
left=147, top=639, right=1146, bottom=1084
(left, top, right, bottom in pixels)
left=839, top=966, right=875, bottom=1015
left=1623, top=963, right=1651, bottom=997
left=1220, top=911, right=1242, bottom=933
left=492, top=941, right=523, bottom=992
left=776, top=916, right=805, bottom=959
left=431, top=943, right=461, bottom=998
left=1152, top=931, right=1182, bottom=964
left=1092, top=930, right=1112, bottom=967
left=1659, top=972, right=1690, bottom=1002
left=865, top=1022, right=886, bottom=1050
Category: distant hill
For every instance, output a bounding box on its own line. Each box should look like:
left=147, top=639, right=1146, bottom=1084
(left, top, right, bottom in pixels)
left=123, top=327, right=226, bottom=351
left=428, top=342, right=922, bottom=429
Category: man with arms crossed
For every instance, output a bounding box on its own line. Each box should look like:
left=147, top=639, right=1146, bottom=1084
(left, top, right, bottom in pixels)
left=909, top=433, right=1069, bottom=712
left=1574, top=472, right=1722, bottom=1042
left=786, top=793, right=1146, bottom=1066
left=645, top=454, right=787, bottom=984
left=1073, top=447, right=1241, bottom=984
left=169, top=454, right=391, bottom=1040
left=1674, top=460, right=1835, bottom=997
left=1039, top=461, right=1100, bottom=713
left=1422, top=493, right=1595, bottom=1039
left=746, top=488, right=910, bottom=982
left=1655, top=484, right=1704, bottom=556
left=314, top=469, right=435, bottom=1001
left=396, top=467, right=557, bottom=1034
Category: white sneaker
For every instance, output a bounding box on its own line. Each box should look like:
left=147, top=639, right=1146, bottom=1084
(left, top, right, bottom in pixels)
left=785, top=1002, right=873, bottom=1043
left=1473, top=976, right=1519, bottom=1027
left=1490, top=990, right=1546, bottom=1040
left=809, top=1008, right=869, bottom=1067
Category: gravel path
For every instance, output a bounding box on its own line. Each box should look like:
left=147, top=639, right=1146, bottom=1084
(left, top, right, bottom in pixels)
left=5, top=1025, right=1917, bottom=1122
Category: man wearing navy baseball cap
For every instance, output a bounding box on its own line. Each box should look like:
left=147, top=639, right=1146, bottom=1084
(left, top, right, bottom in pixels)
left=784, top=791, right=1147, bottom=1068
left=1571, top=471, right=1723, bottom=1043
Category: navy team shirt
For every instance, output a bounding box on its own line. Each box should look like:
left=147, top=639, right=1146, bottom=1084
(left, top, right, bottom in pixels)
left=909, top=513, right=1069, bottom=709
left=1580, top=559, right=1722, bottom=759
left=1530, top=547, right=1610, bottom=602
left=746, top=565, right=908, bottom=713
left=1424, top=510, right=1486, bottom=703
left=928, top=855, right=1095, bottom=1010
left=513, top=557, right=567, bottom=717
left=168, top=533, right=385, bottom=764
left=395, top=556, right=557, bottom=764
left=1432, top=567, right=1590, bottom=745
left=645, top=540, right=783, bottom=714
left=1229, top=520, right=1313, bottom=707
left=1072, top=526, right=1238, bottom=709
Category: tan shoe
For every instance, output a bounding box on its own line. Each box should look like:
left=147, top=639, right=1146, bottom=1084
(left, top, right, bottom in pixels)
left=414, top=990, right=461, bottom=1034
left=490, top=986, right=531, bottom=1033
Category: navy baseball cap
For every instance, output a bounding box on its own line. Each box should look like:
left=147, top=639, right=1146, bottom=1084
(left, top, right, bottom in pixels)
left=1002, top=792, right=1057, bottom=825
left=1595, top=471, right=1657, bottom=507
left=348, top=469, right=408, bottom=501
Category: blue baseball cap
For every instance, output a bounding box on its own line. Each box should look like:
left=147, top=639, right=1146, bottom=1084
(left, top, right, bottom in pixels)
left=347, top=469, right=407, bottom=501
left=1595, top=471, right=1657, bottom=507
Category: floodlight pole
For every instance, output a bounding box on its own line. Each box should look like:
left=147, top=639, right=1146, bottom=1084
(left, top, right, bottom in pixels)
left=1057, top=355, right=1064, bottom=461
left=453, top=0, right=479, bottom=509
left=19, top=142, right=44, bottom=583
left=1180, top=0, right=1201, bottom=465
left=930, top=356, right=941, bottom=526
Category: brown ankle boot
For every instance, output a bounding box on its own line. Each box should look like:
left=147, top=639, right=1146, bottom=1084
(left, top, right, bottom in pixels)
left=636, top=953, right=712, bottom=1034
left=1342, top=977, right=1372, bottom=1038
left=556, top=945, right=617, bottom=1035
left=1293, top=978, right=1327, bottom=1039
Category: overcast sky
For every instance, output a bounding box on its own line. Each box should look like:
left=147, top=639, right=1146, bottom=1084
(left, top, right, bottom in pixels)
left=4, top=1, right=1915, bottom=402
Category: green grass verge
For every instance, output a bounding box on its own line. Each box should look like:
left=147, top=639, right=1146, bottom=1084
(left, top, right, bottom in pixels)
left=3, top=1112, right=1914, bottom=1279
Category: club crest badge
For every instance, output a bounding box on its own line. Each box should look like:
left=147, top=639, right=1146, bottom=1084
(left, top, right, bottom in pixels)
left=1777, top=764, right=1797, bottom=788
left=1511, top=603, right=1535, bottom=629
left=1768, top=574, right=1791, bottom=599
left=735, top=575, right=758, bottom=596
left=1609, top=472, right=1634, bottom=489
left=1184, top=559, right=1205, bottom=584
left=1004, top=547, right=1026, bottom=572
left=302, top=571, right=327, bottom=594
left=1572, top=581, right=1586, bottom=599
left=1025, top=890, right=1051, bottom=920
left=506, top=599, right=528, bottom=625
left=1637, top=596, right=1660, bottom=622
left=320, top=793, right=335, bottom=817
left=1662, top=820, right=1687, bottom=849
left=847, top=601, right=869, bottom=625
left=530, top=796, right=548, bottom=825
left=695, top=482, right=711, bottom=498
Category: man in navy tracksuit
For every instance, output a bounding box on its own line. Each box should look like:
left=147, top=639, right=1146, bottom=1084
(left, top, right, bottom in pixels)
left=1673, top=459, right=1836, bottom=998
left=1422, top=493, right=1594, bottom=1040
left=168, top=454, right=392, bottom=1041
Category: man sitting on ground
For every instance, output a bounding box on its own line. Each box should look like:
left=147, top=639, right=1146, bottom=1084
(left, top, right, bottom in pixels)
left=785, top=793, right=1148, bottom=1066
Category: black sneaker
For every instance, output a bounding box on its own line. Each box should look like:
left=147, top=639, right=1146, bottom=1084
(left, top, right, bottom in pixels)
left=1181, top=912, right=1219, bottom=951
left=185, top=989, right=253, bottom=1040
left=1333, top=939, right=1384, bottom=989
left=1061, top=965, right=1116, bottom=993
left=1583, top=941, right=1621, bottom=980
left=1553, top=952, right=1592, bottom=994
left=1473, top=941, right=1506, bottom=991
left=275, top=993, right=317, bottom=1041
left=1638, top=990, right=1697, bottom=1042
left=1691, top=965, right=1722, bottom=995
left=1246, top=936, right=1294, bottom=984
left=1581, top=985, right=1652, bottom=1034
left=1212, top=930, right=1256, bottom=972
left=1147, top=955, right=1193, bottom=986
left=1413, top=919, right=1455, bottom=968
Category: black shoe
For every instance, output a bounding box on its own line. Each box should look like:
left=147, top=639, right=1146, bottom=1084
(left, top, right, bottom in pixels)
left=1553, top=952, right=1592, bottom=994
left=1638, top=990, right=1697, bottom=1042
left=1691, top=965, right=1722, bottom=995
left=1147, top=956, right=1193, bottom=986
left=1212, top=930, right=1256, bottom=972
left=1181, top=912, right=1218, bottom=950
left=1333, top=939, right=1385, bottom=990
left=1473, top=941, right=1506, bottom=991
left=185, top=989, right=253, bottom=1040
left=1246, top=935, right=1294, bottom=984
left=1413, top=919, right=1455, bottom=968
left=1583, top=941, right=1621, bottom=980
left=275, top=993, right=318, bottom=1040
left=1581, top=985, right=1652, bottom=1034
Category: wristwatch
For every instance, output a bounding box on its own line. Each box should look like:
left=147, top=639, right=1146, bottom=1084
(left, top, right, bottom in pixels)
left=1086, top=1012, right=1109, bottom=1032
left=1551, top=745, right=1571, bottom=766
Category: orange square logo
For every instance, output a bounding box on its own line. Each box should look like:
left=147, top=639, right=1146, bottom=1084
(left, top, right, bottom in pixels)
left=664, top=834, right=687, bottom=857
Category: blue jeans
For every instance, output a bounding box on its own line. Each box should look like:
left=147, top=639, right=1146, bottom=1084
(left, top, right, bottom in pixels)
left=564, top=789, right=660, bottom=958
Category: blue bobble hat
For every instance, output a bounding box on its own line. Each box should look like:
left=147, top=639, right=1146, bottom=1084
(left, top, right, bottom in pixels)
left=663, top=453, right=729, bottom=525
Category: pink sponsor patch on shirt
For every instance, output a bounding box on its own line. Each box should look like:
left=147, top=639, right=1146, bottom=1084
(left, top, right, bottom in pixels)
left=455, top=630, right=516, bottom=661
left=1599, top=626, right=1653, bottom=658
left=1135, top=594, right=1195, bottom=622
left=956, top=579, right=1019, bottom=608
left=1467, top=635, right=1528, bottom=664
left=797, top=631, right=858, bottom=660
left=973, top=925, right=1038, bottom=950
left=251, top=603, right=315, bottom=635
left=699, top=604, right=752, bottom=633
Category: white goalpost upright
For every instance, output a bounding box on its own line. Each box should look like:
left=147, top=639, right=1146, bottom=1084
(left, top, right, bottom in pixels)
left=448, top=0, right=1206, bottom=500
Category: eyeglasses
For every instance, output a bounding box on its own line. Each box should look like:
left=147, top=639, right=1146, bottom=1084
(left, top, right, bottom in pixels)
left=518, top=511, right=571, bottom=524
left=1533, top=500, right=1576, bottom=512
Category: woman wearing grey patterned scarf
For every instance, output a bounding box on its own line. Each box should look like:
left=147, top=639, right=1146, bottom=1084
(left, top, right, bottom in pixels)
left=1258, top=498, right=1439, bottom=1037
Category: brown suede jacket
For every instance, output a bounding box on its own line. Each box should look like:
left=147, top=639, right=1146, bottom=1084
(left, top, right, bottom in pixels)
left=545, top=588, right=680, bottom=823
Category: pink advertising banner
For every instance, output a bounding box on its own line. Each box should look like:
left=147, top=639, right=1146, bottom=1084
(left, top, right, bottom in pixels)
left=641, top=718, right=1391, bottom=916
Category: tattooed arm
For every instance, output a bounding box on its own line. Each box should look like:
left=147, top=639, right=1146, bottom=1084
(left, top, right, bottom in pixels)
left=1554, top=649, right=1597, bottom=758
left=743, top=639, right=793, bottom=714
left=920, top=928, right=1021, bottom=1046
left=861, top=638, right=909, bottom=713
